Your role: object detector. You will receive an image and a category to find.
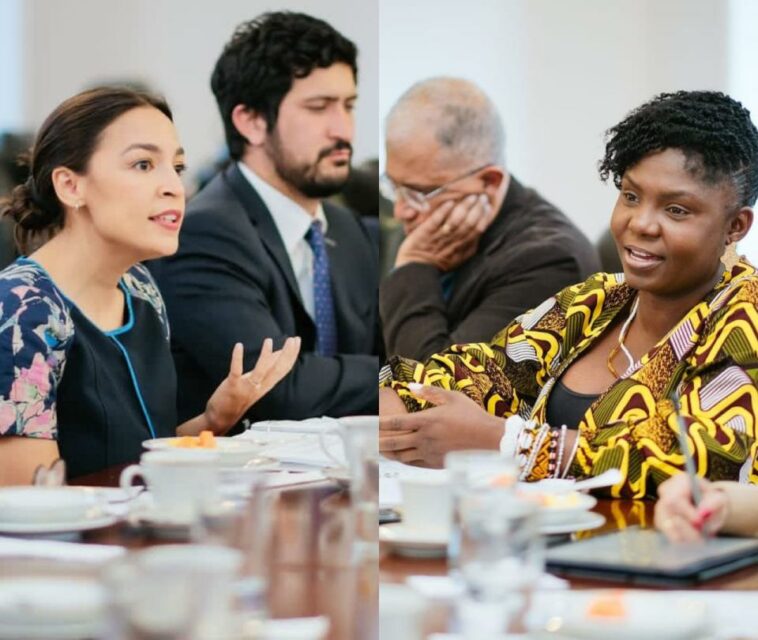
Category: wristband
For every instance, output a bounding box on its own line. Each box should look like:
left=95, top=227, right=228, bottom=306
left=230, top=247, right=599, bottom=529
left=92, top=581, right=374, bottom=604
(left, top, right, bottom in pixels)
left=499, top=415, right=526, bottom=458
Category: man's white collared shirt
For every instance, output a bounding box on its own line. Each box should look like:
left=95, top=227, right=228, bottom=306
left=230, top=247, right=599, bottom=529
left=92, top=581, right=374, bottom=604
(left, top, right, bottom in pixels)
left=237, top=162, right=327, bottom=319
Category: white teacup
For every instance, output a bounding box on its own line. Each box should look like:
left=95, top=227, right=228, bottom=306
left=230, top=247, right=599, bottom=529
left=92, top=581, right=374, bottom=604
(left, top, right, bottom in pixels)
left=400, top=473, right=452, bottom=534
left=120, top=450, right=220, bottom=521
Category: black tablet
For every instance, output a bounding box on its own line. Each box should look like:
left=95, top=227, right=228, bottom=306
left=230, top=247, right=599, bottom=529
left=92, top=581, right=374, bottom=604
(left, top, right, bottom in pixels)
left=545, top=527, right=758, bottom=586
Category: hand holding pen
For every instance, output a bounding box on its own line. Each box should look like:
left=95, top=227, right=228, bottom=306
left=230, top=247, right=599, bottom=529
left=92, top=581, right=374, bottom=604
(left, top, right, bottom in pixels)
left=655, top=474, right=730, bottom=542
left=654, top=393, right=729, bottom=542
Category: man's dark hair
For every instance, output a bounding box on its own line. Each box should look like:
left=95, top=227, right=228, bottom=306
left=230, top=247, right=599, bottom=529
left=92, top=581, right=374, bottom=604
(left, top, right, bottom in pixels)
left=599, top=90, right=758, bottom=209
left=211, top=12, right=358, bottom=161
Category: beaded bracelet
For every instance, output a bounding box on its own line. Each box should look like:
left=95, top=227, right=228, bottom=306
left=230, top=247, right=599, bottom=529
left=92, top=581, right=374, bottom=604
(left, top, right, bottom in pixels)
left=553, top=425, right=568, bottom=479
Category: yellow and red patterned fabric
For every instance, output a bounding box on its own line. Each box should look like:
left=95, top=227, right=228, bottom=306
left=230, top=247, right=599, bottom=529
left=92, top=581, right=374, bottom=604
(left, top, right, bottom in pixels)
left=381, top=259, right=758, bottom=498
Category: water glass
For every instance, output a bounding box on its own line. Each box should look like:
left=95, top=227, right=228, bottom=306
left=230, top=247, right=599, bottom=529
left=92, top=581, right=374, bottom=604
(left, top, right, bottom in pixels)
left=194, top=471, right=272, bottom=620
left=457, top=489, right=543, bottom=637
left=444, top=450, right=518, bottom=572
left=325, top=416, right=379, bottom=561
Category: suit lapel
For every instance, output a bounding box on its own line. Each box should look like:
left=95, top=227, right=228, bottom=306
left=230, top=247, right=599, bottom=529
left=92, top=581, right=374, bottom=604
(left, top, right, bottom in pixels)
left=224, top=165, right=305, bottom=307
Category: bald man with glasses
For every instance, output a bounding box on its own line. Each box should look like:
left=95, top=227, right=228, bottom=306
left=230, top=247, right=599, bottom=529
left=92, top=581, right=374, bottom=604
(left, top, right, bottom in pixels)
left=380, top=77, right=600, bottom=361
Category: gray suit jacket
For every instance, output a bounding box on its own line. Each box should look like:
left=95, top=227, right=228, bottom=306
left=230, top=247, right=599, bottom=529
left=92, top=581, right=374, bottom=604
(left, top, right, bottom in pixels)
left=149, top=164, right=379, bottom=423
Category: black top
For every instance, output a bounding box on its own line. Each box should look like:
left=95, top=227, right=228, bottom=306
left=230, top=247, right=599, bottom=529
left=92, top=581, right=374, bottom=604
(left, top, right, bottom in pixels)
left=545, top=379, right=600, bottom=430
left=0, top=259, right=176, bottom=479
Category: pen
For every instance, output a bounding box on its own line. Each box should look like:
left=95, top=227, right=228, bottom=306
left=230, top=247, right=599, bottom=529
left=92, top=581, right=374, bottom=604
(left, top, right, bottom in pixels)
left=671, top=391, right=703, bottom=507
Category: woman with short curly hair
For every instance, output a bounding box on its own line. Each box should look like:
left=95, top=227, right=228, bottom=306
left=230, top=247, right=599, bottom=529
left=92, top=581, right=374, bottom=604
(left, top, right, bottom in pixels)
left=380, top=90, right=758, bottom=499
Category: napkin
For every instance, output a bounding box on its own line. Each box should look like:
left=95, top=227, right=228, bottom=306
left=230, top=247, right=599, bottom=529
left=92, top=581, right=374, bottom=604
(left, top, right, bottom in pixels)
left=0, top=535, right=125, bottom=564
left=246, top=417, right=341, bottom=434
left=239, top=432, right=346, bottom=469
left=265, top=470, right=329, bottom=489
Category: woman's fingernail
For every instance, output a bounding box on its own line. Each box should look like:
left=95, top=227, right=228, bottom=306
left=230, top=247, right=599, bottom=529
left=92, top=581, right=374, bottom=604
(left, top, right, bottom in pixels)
left=408, top=382, right=424, bottom=392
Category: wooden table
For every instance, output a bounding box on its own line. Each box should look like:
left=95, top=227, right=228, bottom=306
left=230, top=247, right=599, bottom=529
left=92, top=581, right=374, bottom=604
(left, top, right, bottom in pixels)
left=380, top=497, right=758, bottom=635
left=54, top=464, right=378, bottom=640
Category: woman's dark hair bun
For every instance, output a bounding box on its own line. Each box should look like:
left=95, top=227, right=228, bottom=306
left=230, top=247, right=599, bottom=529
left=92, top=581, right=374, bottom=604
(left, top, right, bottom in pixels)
left=2, top=178, right=51, bottom=230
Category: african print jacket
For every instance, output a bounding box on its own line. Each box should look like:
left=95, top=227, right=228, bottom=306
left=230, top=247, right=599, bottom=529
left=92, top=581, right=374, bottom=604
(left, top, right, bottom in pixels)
left=381, top=258, right=758, bottom=499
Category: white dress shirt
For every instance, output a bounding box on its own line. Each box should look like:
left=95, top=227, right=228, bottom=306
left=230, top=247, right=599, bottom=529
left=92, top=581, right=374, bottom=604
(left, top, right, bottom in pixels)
left=237, top=162, right=327, bottom=319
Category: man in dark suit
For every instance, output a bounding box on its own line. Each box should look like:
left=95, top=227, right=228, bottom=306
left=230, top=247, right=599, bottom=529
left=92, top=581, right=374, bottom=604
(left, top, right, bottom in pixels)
left=380, top=77, right=600, bottom=361
left=150, top=12, right=378, bottom=422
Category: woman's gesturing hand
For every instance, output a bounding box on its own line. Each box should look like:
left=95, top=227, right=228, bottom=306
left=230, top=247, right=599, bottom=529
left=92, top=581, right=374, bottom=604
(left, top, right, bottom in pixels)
left=379, top=383, right=503, bottom=467
left=204, top=337, right=301, bottom=434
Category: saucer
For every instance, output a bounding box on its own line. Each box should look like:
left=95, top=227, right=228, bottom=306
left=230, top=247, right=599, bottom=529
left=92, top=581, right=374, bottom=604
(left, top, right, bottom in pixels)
left=0, top=512, right=119, bottom=535
left=517, top=487, right=598, bottom=525
left=0, top=487, right=103, bottom=525
left=379, top=523, right=447, bottom=558
left=540, top=511, right=605, bottom=536
left=142, top=436, right=265, bottom=466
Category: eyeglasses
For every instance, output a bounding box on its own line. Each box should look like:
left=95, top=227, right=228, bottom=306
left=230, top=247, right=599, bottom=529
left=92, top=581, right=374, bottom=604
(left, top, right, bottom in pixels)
left=379, top=164, right=490, bottom=213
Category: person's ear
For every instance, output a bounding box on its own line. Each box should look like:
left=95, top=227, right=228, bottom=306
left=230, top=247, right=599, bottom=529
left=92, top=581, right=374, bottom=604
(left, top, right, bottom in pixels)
left=50, top=167, right=85, bottom=211
left=726, top=206, right=753, bottom=245
left=477, top=166, right=505, bottom=198
left=231, top=105, right=268, bottom=147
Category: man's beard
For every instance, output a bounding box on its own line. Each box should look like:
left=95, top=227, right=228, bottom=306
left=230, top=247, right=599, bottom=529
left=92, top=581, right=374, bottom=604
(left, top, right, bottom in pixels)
left=267, top=133, right=352, bottom=198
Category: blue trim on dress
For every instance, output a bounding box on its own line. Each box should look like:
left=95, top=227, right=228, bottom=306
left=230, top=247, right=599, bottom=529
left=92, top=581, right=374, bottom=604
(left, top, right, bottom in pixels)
left=104, top=285, right=134, bottom=336
left=108, top=334, right=157, bottom=440
left=16, top=257, right=134, bottom=335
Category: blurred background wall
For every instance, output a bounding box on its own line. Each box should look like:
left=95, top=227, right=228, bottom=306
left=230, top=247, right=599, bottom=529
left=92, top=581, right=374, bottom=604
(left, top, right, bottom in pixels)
left=0, top=0, right=378, bottom=190
left=380, top=0, right=758, bottom=261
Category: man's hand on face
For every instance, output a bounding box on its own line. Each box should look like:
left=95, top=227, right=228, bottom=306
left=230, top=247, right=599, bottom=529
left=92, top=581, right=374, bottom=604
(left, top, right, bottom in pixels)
left=394, top=193, right=494, bottom=272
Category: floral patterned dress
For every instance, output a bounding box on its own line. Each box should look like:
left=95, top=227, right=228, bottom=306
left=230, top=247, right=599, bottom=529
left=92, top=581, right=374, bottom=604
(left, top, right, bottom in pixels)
left=381, top=258, right=758, bottom=498
left=0, top=258, right=177, bottom=478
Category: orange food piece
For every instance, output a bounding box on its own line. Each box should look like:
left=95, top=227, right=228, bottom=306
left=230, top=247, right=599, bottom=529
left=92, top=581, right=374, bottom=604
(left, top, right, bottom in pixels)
left=198, top=430, right=216, bottom=448
left=174, top=436, right=198, bottom=448
left=586, top=592, right=627, bottom=619
left=170, top=431, right=217, bottom=449
left=490, top=473, right=516, bottom=488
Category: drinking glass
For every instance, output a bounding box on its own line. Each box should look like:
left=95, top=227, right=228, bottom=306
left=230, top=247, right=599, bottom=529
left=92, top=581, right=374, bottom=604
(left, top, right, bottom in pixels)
left=321, top=416, right=379, bottom=561
left=457, top=488, right=543, bottom=637
left=194, top=468, right=272, bottom=622
left=444, top=450, right=518, bottom=573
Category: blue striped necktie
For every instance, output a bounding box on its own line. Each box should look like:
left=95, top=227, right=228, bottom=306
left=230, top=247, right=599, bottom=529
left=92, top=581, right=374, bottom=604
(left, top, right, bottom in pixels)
left=305, top=220, right=338, bottom=356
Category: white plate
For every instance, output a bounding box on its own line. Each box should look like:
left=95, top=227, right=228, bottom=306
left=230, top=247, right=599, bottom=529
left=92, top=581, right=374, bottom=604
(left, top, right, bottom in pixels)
left=539, top=511, right=605, bottom=536
left=379, top=523, right=447, bottom=558
left=0, top=487, right=103, bottom=524
left=0, top=512, right=119, bottom=535
left=538, top=590, right=708, bottom=640
left=0, top=577, right=107, bottom=639
left=518, top=488, right=598, bottom=525
left=142, top=436, right=265, bottom=466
